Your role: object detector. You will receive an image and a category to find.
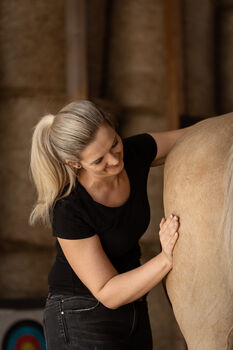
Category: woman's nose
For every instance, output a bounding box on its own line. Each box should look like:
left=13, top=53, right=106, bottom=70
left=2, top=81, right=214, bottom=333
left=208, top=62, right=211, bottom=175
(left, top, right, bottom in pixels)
left=106, top=152, right=119, bottom=166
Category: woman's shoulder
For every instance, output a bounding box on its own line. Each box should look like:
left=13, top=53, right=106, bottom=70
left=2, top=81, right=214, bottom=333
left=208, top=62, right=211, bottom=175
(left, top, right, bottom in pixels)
left=122, top=133, right=157, bottom=166
left=51, top=186, right=97, bottom=239
left=53, top=182, right=81, bottom=214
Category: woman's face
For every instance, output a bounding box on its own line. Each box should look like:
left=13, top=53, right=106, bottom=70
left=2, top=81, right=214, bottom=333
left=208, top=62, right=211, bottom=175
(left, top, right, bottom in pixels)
left=78, top=123, right=124, bottom=179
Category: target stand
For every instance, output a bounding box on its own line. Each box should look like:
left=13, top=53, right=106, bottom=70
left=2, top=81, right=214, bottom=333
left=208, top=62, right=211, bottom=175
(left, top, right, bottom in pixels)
left=0, top=298, right=46, bottom=350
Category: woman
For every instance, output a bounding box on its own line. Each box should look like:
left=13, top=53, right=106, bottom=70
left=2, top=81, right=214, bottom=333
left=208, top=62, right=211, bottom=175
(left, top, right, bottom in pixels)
left=29, top=100, right=186, bottom=350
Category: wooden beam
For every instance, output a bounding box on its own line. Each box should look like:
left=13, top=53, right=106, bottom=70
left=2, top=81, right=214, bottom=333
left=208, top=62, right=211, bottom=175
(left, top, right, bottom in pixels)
left=164, top=0, right=184, bottom=129
left=65, top=0, right=88, bottom=100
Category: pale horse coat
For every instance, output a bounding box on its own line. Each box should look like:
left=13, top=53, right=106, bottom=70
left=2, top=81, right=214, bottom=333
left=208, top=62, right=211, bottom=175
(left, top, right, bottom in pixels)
left=164, top=113, right=233, bottom=350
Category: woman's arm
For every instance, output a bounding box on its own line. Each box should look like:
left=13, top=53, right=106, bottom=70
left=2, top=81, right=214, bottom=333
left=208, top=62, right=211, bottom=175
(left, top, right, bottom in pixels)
left=148, top=125, right=192, bottom=167
left=98, top=248, right=171, bottom=308
left=58, top=214, right=179, bottom=310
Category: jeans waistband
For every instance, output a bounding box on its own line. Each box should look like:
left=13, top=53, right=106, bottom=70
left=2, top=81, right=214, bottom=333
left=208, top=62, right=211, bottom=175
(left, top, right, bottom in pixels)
left=47, top=291, right=148, bottom=303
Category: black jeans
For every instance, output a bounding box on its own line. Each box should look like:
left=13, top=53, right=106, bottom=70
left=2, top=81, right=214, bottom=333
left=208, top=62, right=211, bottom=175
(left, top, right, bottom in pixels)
left=43, top=292, right=153, bottom=350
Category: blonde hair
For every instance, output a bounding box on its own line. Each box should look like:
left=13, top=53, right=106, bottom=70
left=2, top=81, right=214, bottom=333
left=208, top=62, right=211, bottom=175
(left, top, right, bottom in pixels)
left=29, top=100, right=116, bottom=228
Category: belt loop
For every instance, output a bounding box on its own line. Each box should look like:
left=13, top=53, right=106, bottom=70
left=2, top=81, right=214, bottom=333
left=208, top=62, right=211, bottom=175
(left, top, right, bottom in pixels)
left=47, top=292, right=52, bottom=299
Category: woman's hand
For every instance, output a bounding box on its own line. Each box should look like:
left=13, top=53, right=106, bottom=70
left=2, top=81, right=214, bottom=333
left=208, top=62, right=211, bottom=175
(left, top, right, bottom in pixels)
left=159, top=214, right=180, bottom=266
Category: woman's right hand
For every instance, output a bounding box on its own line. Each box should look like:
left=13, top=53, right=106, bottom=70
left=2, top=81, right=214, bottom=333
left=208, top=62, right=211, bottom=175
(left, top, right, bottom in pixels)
left=159, top=214, right=180, bottom=266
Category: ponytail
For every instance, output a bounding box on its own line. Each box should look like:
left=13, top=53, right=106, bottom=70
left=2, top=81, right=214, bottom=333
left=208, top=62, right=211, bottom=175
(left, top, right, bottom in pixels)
left=28, top=114, right=76, bottom=227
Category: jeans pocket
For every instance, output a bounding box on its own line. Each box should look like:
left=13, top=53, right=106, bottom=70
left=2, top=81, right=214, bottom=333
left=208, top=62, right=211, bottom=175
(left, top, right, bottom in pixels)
left=59, top=296, right=100, bottom=346
left=60, top=295, right=100, bottom=313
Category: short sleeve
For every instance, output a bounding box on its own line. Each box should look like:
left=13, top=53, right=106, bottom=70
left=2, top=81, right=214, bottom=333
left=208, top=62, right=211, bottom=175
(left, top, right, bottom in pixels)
left=51, top=200, right=97, bottom=239
left=124, top=133, right=157, bottom=167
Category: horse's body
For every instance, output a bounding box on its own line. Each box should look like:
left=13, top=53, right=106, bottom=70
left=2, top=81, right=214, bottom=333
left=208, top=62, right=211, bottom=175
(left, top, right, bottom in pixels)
left=164, top=114, right=233, bottom=350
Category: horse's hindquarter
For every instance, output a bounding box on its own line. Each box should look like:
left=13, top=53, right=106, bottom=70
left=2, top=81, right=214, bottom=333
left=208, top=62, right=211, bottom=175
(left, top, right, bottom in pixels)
left=164, top=114, right=233, bottom=350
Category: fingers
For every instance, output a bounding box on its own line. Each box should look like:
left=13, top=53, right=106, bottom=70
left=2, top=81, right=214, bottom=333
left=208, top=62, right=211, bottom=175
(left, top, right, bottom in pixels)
left=159, top=215, right=171, bottom=231
left=160, top=214, right=179, bottom=234
left=159, top=217, right=166, bottom=229
left=159, top=214, right=180, bottom=260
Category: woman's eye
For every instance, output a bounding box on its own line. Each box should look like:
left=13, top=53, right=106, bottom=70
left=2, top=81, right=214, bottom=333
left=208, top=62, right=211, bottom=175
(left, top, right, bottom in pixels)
left=95, top=158, right=103, bottom=164
left=94, top=139, right=118, bottom=165
left=112, top=139, right=118, bottom=148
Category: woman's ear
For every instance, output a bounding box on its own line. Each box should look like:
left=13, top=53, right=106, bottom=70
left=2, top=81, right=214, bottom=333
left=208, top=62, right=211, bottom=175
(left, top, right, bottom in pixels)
left=65, top=160, right=82, bottom=169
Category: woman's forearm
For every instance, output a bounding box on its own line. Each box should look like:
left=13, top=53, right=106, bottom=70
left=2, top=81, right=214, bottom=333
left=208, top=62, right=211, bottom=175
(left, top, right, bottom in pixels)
left=98, top=252, right=172, bottom=309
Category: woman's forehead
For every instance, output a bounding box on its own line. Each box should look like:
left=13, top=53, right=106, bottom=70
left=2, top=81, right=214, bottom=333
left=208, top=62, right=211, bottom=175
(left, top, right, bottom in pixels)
left=80, top=124, right=116, bottom=161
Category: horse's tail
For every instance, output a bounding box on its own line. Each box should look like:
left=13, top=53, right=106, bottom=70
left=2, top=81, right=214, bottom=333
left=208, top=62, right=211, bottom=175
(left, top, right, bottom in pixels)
left=219, top=141, right=233, bottom=287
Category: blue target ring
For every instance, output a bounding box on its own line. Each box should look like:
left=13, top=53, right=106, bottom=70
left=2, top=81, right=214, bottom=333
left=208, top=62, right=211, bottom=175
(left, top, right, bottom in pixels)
left=2, top=319, right=46, bottom=350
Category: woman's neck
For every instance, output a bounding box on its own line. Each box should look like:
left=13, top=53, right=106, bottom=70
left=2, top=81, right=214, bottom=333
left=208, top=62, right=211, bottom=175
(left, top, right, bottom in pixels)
left=77, top=169, right=124, bottom=190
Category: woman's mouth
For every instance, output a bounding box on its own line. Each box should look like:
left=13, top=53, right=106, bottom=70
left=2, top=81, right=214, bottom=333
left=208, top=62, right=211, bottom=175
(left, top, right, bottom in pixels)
left=107, top=163, right=119, bottom=169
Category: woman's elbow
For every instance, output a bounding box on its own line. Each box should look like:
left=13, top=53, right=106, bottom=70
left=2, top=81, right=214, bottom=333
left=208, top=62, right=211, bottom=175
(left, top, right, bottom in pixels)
left=97, top=294, right=119, bottom=310
left=95, top=289, right=120, bottom=310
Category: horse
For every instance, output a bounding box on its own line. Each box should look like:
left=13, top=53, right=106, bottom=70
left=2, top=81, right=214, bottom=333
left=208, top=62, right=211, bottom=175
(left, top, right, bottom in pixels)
left=163, top=113, right=233, bottom=350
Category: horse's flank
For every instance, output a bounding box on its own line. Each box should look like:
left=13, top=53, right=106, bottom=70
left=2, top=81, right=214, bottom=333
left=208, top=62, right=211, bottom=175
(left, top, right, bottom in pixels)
left=163, top=113, right=233, bottom=350
left=219, top=134, right=233, bottom=287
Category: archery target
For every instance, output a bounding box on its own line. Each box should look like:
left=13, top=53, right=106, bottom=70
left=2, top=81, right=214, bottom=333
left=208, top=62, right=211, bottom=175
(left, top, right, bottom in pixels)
left=2, top=319, right=46, bottom=350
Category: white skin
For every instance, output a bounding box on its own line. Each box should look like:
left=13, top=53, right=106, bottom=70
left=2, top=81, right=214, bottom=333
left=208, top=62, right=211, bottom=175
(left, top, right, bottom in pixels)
left=62, top=122, right=179, bottom=309
left=66, top=123, right=124, bottom=187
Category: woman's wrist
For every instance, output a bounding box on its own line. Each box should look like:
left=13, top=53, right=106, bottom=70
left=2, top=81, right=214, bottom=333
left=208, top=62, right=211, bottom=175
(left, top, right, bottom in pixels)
left=160, top=251, right=173, bottom=271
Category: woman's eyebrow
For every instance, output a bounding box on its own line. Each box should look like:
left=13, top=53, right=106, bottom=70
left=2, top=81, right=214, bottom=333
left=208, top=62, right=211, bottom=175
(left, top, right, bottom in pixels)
left=90, top=134, right=117, bottom=164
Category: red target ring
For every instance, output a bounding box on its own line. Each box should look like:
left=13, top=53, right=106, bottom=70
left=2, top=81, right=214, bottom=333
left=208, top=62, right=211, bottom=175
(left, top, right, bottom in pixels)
left=15, top=334, right=41, bottom=350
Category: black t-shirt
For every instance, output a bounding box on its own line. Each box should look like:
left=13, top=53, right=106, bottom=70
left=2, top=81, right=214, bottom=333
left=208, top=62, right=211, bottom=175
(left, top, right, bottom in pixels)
left=48, top=133, right=157, bottom=295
